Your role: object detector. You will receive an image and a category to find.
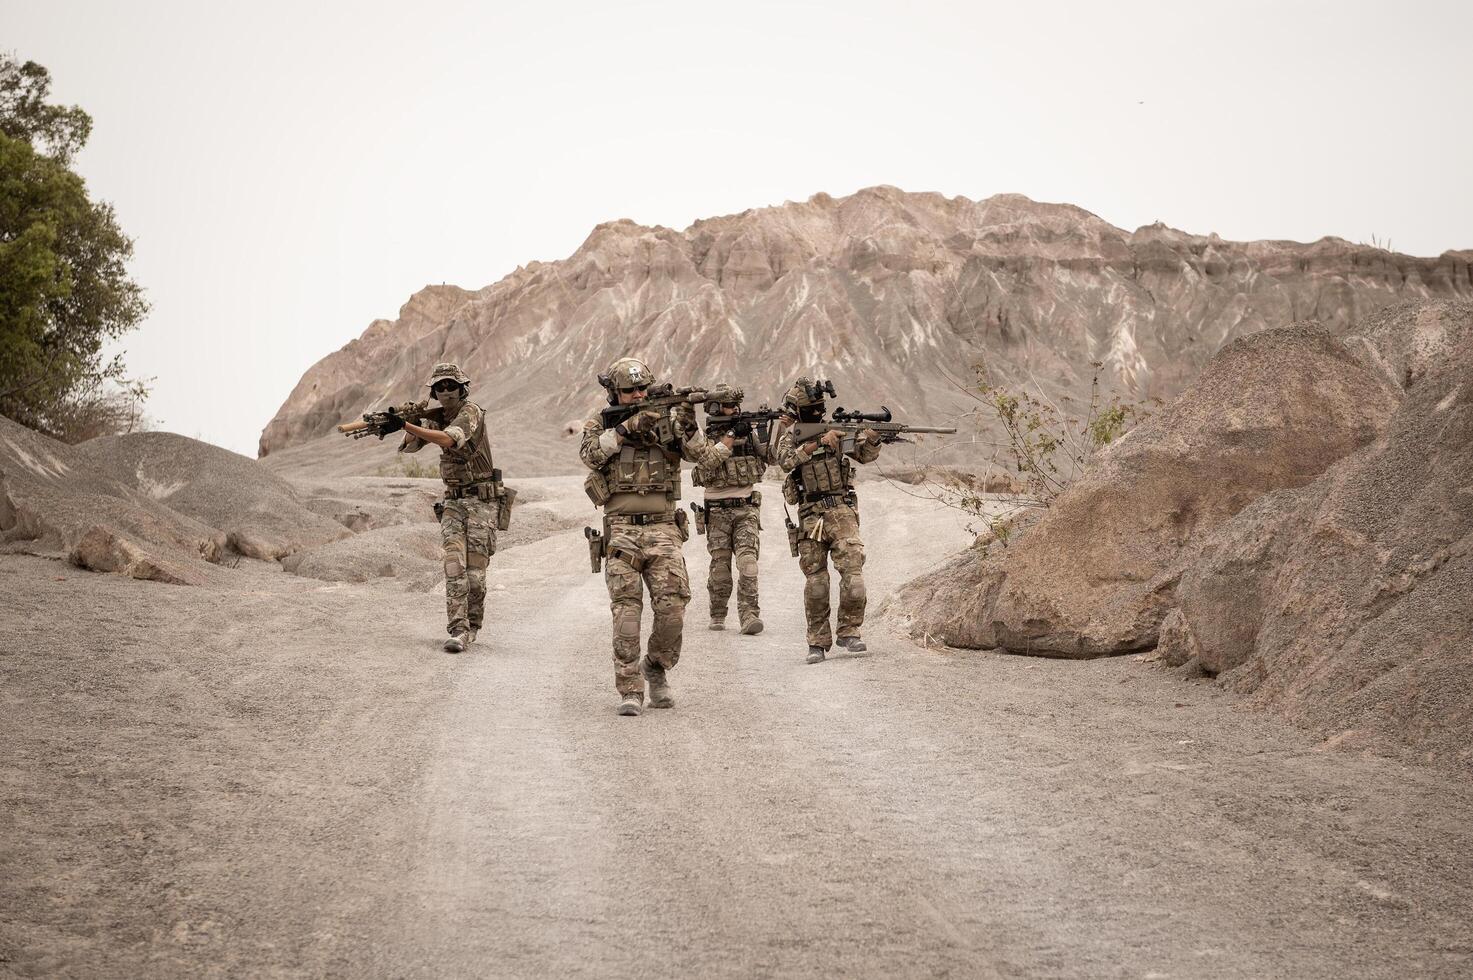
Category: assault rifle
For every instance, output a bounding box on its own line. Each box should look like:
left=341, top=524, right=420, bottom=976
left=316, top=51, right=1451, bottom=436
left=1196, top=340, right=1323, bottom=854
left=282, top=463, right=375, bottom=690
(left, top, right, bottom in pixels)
left=788, top=406, right=956, bottom=454
left=600, top=383, right=712, bottom=446
left=337, top=400, right=445, bottom=440
left=704, top=404, right=786, bottom=447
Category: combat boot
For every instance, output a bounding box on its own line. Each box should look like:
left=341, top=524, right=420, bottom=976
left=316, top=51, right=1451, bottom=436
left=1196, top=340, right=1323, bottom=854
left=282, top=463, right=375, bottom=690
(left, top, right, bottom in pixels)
left=617, top=692, right=644, bottom=716
left=443, top=633, right=467, bottom=653
left=806, top=645, right=827, bottom=665
left=642, top=658, right=675, bottom=708
left=466, top=629, right=478, bottom=646
left=836, top=636, right=867, bottom=652
left=709, top=618, right=726, bottom=631
left=740, top=617, right=764, bottom=635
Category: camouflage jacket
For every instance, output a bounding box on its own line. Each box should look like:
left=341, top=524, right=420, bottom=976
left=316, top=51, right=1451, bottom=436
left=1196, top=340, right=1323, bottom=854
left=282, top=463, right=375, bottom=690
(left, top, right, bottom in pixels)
left=401, top=400, right=495, bottom=487
left=580, top=411, right=730, bottom=515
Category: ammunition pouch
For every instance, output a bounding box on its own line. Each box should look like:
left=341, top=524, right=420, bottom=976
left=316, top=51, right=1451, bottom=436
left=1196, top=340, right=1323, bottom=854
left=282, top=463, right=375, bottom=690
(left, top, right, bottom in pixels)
left=584, top=470, right=612, bottom=506
left=785, top=516, right=801, bottom=557
left=690, top=503, right=707, bottom=536
left=584, top=526, right=605, bottom=574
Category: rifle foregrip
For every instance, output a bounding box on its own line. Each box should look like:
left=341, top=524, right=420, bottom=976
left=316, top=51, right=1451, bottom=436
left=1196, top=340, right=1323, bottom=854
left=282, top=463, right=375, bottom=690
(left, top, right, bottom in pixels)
left=338, top=419, right=372, bottom=434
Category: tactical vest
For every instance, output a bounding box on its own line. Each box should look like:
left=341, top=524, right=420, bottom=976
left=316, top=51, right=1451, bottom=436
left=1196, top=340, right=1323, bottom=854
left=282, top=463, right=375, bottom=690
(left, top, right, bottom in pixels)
left=692, top=442, right=765, bottom=490
left=439, top=404, right=496, bottom=488
left=791, top=449, right=853, bottom=497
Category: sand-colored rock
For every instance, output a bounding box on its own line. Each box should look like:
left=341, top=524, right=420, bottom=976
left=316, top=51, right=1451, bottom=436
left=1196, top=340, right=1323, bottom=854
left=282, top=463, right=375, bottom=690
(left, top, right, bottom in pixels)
left=68, top=525, right=207, bottom=586
left=886, top=323, right=1401, bottom=655
left=1159, top=302, right=1473, bottom=763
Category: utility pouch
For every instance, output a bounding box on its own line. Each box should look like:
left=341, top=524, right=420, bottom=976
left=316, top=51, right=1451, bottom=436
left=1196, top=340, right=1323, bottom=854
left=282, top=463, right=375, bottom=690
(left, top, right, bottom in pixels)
left=476, top=482, right=495, bottom=502
left=781, top=471, right=800, bottom=505
left=750, top=489, right=762, bottom=507
left=674, top=508, right=690, bottom=543
left=584, top=526, right=605, bottom=574
left=433, top=500, right=446, bottom=523
left=497, top=486, right=517, bottom=532
left=785, top=517, right=801, bottom=557
left=690, top=503, right=707, bottom=536
left=584, top=470, right=612, bottom=506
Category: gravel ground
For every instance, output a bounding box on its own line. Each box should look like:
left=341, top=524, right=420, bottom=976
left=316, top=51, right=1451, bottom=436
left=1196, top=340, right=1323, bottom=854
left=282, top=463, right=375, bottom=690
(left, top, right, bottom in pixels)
left=2, top=477, right=1471, bottom=979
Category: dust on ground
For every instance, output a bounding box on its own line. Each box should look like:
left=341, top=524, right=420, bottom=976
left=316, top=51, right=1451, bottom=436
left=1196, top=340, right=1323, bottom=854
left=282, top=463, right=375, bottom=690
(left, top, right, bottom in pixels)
left=2, top=476, right=1472, bottom=979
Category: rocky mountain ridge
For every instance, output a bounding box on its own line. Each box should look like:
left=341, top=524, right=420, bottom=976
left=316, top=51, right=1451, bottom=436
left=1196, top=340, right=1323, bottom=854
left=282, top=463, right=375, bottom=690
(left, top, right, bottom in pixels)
left=259, top=186, right=1473, bottom=459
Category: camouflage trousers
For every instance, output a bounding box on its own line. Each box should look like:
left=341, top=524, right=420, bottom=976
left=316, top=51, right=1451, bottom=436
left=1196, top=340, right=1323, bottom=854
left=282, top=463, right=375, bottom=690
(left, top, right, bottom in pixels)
left=441, top=497, right=497, bottom=636
left=704, top=502, right=760, bottom=625
left=795, top=503, right=866, bottom=649
left=605, top=520, right=691, bottom=697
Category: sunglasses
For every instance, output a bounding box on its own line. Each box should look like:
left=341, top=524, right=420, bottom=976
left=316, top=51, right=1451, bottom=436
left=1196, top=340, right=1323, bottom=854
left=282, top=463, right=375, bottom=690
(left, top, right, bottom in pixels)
left=619, top=385, right=650, bottom=394
left=432, top=381, right=462, bottom=392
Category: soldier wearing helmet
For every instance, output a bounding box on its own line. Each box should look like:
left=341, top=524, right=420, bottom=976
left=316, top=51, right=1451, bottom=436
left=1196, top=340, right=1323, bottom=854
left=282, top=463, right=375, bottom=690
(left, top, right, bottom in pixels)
left=691, top=383, right=768, bottom=635
left=772, top=376, right=882, bottom=664
left=396, top=362, right=509, bottom=653
left=579, top=357, right=735, bottom=716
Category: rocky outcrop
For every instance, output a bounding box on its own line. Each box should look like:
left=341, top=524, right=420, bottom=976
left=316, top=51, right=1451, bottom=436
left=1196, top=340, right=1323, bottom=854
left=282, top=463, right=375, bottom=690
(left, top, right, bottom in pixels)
left=75, top=432, right=348, bottom=560
left=258, top=187, right=1473, bottom=459
left=887, top=301, right=1473, bottom=762
left=0, top=417, right=351, bottom=583
left=1159, top=303, right=1473, bottom=763
left=885, top=323, right=1401, bottom=655
left=0, top=415, right=227, bottom=581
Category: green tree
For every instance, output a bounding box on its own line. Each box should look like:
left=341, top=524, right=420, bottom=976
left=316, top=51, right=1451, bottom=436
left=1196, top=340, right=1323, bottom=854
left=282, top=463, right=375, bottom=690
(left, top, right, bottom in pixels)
left=0, top=54, right=147, bottom=438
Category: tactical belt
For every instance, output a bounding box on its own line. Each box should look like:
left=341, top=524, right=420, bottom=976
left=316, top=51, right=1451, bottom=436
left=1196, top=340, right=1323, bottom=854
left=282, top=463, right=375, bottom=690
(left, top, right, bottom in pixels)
left=443, top=482, right=490, bottom=500
left=608, top=512, right=676, bottom=526
left=801, top=491, right=857, bottom=509
left=704, top=495, right=757, bottom=509
left=443, top=469, right=502, bottom=500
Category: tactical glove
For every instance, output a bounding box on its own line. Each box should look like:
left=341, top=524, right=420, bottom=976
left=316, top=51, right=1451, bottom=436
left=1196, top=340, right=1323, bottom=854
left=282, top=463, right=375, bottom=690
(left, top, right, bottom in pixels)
left=618, top=409, right=661, bottom=436
left=379, top=413, right=406, bottom=435
left=671, top=403, right=696, bottom=434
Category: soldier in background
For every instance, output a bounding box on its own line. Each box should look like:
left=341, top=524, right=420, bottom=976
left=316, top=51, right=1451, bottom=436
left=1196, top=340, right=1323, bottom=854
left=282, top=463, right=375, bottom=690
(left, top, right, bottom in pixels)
left=692, top=384, right=767, bottom=636
left=579, top=358, right=734, bottom=716
left=773, top=377, right=882, bottom=665
left=387, top=363, right=508, bottom=653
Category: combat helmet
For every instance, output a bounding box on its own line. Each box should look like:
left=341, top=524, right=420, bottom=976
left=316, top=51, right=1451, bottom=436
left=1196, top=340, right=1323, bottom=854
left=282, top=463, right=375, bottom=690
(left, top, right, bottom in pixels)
left=782, top=376, right=834, bottom=422
left=424, top=362, right=471, bottom=392
left=599, top=357, right=656, bottom=404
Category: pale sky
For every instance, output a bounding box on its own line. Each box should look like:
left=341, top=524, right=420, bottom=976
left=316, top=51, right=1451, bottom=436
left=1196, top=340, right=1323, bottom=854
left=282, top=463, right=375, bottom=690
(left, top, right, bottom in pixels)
left=6, top=0, right=1470, bottom=455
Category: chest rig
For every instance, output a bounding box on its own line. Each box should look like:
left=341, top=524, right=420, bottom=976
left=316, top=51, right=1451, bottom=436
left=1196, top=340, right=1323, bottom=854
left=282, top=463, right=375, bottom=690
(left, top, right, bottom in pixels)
left=783, top=447, right=855, bottom=506
left=607, top=439, right=682, bottom=500
left=692, top=438, right=764, bottom=490
left=439, top=404, right=496, bottom=488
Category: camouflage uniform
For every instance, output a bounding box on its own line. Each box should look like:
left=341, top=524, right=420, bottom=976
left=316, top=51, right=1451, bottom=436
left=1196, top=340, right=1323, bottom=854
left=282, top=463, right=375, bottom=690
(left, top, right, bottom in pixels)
left=401, top=364, right=507, bottom=641
left=693, top=385, right=767, bottom=632
left=580, top=365, right=731, bottom=706
left=773, top=385, right=882, bottom=653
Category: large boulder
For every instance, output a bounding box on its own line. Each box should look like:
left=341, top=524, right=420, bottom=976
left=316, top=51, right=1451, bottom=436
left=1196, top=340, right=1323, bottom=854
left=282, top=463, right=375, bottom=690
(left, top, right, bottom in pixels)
left=1160, top=302, right=1473, bottom=763
left=886, top=322, right=1401, bottom=655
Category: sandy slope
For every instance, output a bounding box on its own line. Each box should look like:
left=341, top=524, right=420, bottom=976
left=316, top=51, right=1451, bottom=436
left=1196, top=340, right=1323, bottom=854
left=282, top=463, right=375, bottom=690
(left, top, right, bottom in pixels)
left=2, top=478, right=1471, bottom=978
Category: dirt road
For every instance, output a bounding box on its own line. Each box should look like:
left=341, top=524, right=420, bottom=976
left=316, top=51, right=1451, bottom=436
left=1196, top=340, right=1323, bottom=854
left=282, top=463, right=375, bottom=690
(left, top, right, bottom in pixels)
left=3, top=478, right=1472, bottom=978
